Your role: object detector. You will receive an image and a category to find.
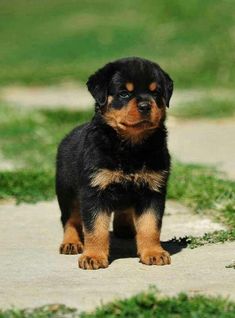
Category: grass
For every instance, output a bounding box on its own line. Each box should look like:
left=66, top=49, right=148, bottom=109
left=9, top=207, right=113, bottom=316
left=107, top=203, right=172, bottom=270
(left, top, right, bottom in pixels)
left=0, top=304, right=76, bottom=318
left=173, top=230, right=235, bottom=249
left=0, top=104, right=92, bottom=171
left=168, top=163, right=235, bottom=229
left=81, top=291, right=235, bottom=318
left=167, top=162, right=235, bottom=247
left=0, top=170, right=54, bottom=203
left=171, top=99, right=235, bottom=119
left=1, top=291, right=235, bottom=318
left=0, top=0, right=235, bottom=88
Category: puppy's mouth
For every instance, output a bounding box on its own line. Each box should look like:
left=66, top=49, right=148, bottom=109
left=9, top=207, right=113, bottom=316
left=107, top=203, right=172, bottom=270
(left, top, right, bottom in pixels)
left=120, top=120, right=152, bottom=129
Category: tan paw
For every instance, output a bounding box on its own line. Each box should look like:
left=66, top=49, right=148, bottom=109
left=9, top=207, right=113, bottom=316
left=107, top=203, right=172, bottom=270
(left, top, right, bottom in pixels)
left=78, top=254, right=109, bottom=270
left=59, top=242, right=83, bottom=255
left=140, top=248, right=171, bottom=266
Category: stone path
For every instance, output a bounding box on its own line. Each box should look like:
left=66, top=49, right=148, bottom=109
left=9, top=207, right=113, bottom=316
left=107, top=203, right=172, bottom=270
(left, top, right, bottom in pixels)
left=168, top=117, right=235, bottom=180
left=0, top=84, right=93, bottom=110
left=0, top=152, right=15, bottom=171
left=1, top=200, right=234, bottom=313
left=1, top=84, right=235, bottom=109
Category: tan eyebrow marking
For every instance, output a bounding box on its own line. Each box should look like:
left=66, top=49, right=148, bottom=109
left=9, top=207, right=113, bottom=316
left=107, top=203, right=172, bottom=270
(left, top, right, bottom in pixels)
left=126, top=82, right=134, bottom=92
left=107, top=96, right=113, bottom=105
left=149, top=82, right=157, bottom=91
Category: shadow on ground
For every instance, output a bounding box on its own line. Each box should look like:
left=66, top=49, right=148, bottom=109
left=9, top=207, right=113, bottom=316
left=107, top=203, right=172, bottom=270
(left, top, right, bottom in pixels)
left=109, top=232, right=187, bottom=263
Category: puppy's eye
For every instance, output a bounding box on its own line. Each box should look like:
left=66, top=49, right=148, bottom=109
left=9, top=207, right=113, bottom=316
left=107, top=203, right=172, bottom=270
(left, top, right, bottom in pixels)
left=119, top=91, right=130, bottom=99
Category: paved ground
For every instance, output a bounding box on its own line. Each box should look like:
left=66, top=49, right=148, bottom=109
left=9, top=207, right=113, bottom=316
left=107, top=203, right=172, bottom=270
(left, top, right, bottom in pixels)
left=0, top=83, right=93, bottom=110
left=1, top=84, right=235, bottom=109
left=1, top=200, right=234, bottom=313
left=0, top=152, right=15, bottom=171
left=168, top=117, right=235, bottom=179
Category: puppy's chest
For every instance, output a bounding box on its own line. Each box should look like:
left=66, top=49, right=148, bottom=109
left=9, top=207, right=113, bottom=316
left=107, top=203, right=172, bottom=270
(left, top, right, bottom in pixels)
left=90, top=167, right=167, bottom=192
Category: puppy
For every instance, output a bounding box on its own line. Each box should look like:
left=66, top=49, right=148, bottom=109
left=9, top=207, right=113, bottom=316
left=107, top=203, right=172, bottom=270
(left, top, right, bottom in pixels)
left=56, top=57, right=173, bottom=270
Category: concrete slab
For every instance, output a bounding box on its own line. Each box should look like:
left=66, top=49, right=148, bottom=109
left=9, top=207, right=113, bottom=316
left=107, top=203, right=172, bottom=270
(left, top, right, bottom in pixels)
left=0, top=200, right=232, bottom=312
left=168, top=118, right=235, bottom=180
left=0, top=152, right=16, bottom=171
left=1, top=85, right=235, bottom=109
left=0, top=83, right=93, bottom=110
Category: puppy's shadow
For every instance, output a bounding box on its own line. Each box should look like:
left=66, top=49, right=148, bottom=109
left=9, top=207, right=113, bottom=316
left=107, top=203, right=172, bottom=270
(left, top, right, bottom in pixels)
left=109, top=231, right=187, bottom=263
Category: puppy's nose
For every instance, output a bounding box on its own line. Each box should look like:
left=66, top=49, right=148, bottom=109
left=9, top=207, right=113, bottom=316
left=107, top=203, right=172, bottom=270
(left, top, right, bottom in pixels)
left=137, top=102, right=151, bottom=114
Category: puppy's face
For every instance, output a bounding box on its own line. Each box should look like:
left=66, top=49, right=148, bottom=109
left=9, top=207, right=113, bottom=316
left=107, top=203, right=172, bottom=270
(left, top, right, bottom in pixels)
left=87, top=57, right=173, bottom=143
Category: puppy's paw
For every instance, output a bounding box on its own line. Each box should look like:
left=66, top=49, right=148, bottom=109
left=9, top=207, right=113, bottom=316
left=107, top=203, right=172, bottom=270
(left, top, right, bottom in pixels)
left=139, top=248, right=171, bottom=266
left=78, top=254, right=109, bottom=270
left=60, top=242, right=83, bottom=255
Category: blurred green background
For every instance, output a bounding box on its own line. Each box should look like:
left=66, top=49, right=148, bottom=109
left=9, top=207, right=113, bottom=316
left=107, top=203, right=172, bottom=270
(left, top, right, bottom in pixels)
left=0, top=0, right=234, bottom=87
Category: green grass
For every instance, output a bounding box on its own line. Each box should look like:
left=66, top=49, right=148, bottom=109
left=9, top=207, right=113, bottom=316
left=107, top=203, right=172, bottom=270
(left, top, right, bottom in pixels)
left=171, top=99, right=235, bottom=119
left=0, top=0, right=235, bottom=88
left=0, top=170, right=54, bottom=203
left=173, top=230, right=235, bottom=249
left=0, top=304, right=76, bottom=318
left=1, top=291, right=235, bottom=318
left=168, top=163, right=235, bottom=229
left=81, top=291, right=235, bottom=318
left=0, top=104, right=92, bottom=171
left=0, top=104, right=92, bottom=203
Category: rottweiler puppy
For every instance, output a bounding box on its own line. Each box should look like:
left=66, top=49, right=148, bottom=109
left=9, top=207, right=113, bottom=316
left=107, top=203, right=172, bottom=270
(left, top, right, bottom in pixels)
left=56, top=57, right=174, bottom=270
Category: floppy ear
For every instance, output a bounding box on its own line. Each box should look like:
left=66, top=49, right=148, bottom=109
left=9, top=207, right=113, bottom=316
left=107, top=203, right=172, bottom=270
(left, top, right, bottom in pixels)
left=161, top=69, right=174, bottom=107
left=86, top=62, right=115, bottom=110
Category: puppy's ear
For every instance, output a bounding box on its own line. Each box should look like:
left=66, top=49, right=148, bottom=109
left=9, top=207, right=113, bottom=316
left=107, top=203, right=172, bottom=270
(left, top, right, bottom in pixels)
left=86, top=62, right=115, bottom=109
left=153, top=63, right=174, bottom=107
left=161, top=69, right=174, bottom=107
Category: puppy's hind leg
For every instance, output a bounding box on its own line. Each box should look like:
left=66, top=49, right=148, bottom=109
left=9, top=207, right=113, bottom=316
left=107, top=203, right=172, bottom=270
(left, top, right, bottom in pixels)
left=59, top=199, right=84, bottom=255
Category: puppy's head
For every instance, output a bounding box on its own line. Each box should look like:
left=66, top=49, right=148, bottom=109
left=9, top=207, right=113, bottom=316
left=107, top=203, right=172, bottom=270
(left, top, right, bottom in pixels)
left=87, top=57, right=173, bottom=143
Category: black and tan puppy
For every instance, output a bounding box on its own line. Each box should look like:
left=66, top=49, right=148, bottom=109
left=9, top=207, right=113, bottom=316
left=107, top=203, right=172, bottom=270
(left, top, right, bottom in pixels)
left=56, top=57, right=173, bottom=270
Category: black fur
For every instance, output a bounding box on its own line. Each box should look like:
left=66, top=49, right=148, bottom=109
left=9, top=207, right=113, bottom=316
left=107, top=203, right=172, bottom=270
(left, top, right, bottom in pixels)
left=56, top=57, right=173, bottom=242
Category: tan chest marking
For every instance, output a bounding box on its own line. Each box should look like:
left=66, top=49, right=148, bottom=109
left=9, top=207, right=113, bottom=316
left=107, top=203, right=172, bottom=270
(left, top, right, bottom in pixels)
left=90, top=168, right=167, bottom=192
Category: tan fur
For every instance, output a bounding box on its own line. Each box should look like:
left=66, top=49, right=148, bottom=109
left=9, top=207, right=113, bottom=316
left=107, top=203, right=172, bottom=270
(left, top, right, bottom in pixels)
left=78, top=213, right=111, bottom=269
left=107, top=95, right=113, bottom=105
left=126, top=82, right=134, bottom=92
left=103, top=98, right=165, bottom=144
left=133, top=169, right=167, bottom=192
left=134, top=210, right=160, bottom=250
left=134, top=209, right=171, bottom=265
left=60, top=207, right=83, bottom=254
left=91, top=168, right=167, bottom=191
left=90, top=169, right=124, bottom=190
left=149, top=82, right=157, bottom=91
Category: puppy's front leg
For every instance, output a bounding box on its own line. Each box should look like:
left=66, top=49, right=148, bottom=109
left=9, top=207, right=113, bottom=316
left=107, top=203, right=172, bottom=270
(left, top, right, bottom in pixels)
left=134, top=196, right=171, bottom=266
left=78, top=209, right=111, bottom=270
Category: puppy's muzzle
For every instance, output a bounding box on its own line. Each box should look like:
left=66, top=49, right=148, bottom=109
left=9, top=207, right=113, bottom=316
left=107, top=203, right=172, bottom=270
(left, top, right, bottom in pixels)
left=137, top=101, right=151, bottom=115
